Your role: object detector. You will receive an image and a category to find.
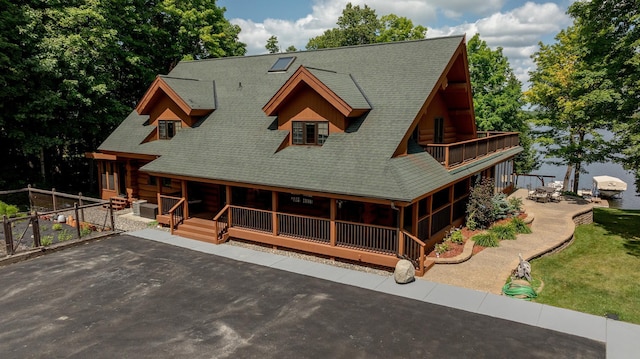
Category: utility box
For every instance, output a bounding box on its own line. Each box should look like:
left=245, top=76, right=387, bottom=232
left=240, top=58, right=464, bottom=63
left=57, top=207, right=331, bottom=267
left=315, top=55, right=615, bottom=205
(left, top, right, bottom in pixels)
left=139, top=203, right=158, bottom=219
left=132, top=200, right=147, bottom=216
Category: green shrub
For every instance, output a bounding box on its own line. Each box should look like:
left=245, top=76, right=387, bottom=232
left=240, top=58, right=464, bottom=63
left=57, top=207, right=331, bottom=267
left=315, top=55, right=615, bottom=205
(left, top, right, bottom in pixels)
left=510, top=217, right=532, bottom=234
left=472, top=232, right=499, bottom=247
left=435, top=242, right=450, bottom=255
left=52, top=223, right=63, bottom=231
left=466, top=178, right=497, bottom=229
left=41, top=235, right=53, bottom=246
left=508, top=196, right=523, bottom=214
left=449, top=229, right=464, bottom=244
left=5, top=205, right=18, bottom=217
left=489, top=224, right=517, bottom=240
left=0, top=201, right=6, bottom=215
left=492, top=193, right=512, bottom=221
left=57, top=230, right=73, bottom=242
left=80, top=227, right=92, bottom=237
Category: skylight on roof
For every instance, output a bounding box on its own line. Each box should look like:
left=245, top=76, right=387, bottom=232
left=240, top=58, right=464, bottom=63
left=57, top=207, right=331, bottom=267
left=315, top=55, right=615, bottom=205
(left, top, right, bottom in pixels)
left=269, top=56, right=296, bottom=72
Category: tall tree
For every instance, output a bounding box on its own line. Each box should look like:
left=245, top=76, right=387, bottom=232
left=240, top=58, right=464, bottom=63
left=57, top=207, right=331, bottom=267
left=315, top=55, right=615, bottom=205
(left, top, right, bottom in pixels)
left=525, top=26, right=611, bottom=192
left=0, top=0, right=246, bottom=190
left=568, top=0, right=640, bottom=190
left=306, top=3, right=426, bottom=50
left=265, top=35, right=279, bottom=53
left=378, top=14, right=426, bottom=42
left=466, top=34, right=536, bottom=174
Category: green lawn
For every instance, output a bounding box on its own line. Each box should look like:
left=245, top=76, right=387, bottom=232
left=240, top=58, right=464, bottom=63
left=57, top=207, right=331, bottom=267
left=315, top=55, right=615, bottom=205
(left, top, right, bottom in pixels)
left=530, top=207, right=640, bottom=324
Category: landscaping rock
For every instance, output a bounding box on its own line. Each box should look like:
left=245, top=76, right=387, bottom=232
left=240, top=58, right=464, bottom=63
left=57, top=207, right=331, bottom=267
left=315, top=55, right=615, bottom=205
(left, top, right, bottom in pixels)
left=394, top=259, right=415, bottom=284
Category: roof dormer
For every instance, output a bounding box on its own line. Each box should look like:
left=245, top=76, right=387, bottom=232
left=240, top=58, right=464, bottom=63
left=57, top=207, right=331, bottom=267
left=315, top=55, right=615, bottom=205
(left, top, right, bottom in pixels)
left=263, top=66, right=371, bottom=118
left=136, top=75, right=216, bottom=118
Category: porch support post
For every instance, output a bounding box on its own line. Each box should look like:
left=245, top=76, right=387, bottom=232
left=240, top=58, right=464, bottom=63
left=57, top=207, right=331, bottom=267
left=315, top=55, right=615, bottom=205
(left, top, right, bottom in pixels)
left=398, top=206, right=405, bottom=256
left=272, top=191, right=278, bottom=236
left=182, top=180, right=189, bottom=219
left=412, top=203, right=419, bottom=236
left=125, top=160, right=133, bottom=200
left=330, top=199, right=336, bottom=246
left=226, top=185, right=232, bottom=226
left=449, top=185, right=454, bottom=224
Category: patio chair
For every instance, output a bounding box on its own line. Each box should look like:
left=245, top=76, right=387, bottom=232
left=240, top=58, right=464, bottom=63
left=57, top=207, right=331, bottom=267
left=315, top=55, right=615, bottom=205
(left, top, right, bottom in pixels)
left=550, top=191, right=562, bottom=203
left=527, top=184, right=536, bottom=200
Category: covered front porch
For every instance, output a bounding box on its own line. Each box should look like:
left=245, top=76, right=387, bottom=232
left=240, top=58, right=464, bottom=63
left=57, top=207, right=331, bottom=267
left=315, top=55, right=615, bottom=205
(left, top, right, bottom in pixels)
left=153, top=178, right=475, bottom=275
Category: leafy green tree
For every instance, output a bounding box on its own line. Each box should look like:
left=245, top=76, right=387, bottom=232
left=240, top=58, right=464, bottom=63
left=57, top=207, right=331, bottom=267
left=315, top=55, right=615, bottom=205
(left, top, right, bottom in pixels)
left=568, top=0, right=640, bottom=190
left=266, top=35, right=279, bottom=53
left=466, top=34, right=536, bottom=173
left=525, top=26, right=611, bottom=192
left=306, top=3, right=425, bottom=50
left=285, top=45, right=297, bottom=53
left=0, top=0, right=246, bottom=190
left=378, top=14, right=426, bottom=42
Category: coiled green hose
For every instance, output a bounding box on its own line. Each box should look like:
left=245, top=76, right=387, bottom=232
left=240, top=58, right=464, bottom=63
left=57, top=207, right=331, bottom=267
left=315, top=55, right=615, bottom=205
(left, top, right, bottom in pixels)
left=502, top=281, right=538, bottom=300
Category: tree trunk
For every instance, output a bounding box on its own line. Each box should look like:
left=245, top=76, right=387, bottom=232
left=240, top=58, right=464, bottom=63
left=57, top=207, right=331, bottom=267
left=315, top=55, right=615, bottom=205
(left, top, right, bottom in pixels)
left=573, top=162, right=582, bottom=193
left=39, top=147, right=46, bottom=183
left=563, top=165, right=573, bottom=191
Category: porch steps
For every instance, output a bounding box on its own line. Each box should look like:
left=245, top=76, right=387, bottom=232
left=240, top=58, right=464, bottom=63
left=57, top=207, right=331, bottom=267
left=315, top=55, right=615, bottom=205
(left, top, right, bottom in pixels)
left=106, top=196, right=128, bottom=211
left=174, top=217, right=217, bottom=244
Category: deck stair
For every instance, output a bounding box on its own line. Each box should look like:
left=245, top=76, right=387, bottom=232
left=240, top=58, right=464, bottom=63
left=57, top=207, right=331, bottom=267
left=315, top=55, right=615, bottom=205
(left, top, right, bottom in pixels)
left=108, top=196, right=128, bottom=211
left=174, top=217, right=218, bottom=243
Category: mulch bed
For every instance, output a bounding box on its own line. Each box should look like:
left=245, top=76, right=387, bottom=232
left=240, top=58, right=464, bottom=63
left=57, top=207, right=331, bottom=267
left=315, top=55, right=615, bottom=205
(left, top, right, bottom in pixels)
left=426, top=212, right=528, bottom=259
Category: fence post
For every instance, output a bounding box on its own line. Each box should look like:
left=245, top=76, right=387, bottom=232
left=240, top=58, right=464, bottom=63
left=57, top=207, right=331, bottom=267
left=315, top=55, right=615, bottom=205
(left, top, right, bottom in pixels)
left=31, top=214, right=41, bottom=248
left=109, top=198, right=115, bottom=231
left=74, top=203, right=82, bottom=239
left=3, top=215, right=13, bottom=255
left=78, top=192, right=85, bottom=223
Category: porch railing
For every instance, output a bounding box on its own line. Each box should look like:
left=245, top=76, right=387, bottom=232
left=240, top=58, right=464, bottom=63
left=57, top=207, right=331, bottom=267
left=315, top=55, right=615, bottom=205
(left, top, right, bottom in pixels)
left=336, top=220, right=397, bottom=255
left=168, top=198, right=186, bottom=234
left=278, top=212, right=330, bottom=243
left=208, top=205, right=427, bottom=273
left=424, top=132, right=519, bottom=169
left=230, top=206, right=272, bottom=233
left=213, top=204, right=230, bottom=242
left=401, top=230, right=426, bottom=275
left=158, top=194, right=182, bottom=216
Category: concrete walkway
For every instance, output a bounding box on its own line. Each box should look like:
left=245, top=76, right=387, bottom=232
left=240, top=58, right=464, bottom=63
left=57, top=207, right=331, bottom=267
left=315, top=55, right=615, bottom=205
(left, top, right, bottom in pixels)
left=423, top=188, right=595, bottom=294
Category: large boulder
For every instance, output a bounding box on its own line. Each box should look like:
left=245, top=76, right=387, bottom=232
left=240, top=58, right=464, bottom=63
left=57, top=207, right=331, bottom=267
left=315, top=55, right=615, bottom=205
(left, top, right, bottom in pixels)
left=394, top=259, right=415, bottom=284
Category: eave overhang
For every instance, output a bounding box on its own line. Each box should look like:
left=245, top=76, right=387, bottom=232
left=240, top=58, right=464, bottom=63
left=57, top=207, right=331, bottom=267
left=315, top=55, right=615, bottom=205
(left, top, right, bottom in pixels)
left=135, top=76, right=215, bottom=117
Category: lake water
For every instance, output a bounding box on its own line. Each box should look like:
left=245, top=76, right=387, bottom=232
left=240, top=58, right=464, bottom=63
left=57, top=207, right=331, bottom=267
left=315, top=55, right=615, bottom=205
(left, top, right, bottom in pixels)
left=515, top=155, right=639, bottom=210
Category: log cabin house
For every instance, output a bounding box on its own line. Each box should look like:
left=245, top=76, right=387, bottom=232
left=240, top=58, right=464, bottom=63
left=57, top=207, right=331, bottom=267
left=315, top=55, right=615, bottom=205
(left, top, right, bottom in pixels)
left=88, top=35, right=521, bottom=275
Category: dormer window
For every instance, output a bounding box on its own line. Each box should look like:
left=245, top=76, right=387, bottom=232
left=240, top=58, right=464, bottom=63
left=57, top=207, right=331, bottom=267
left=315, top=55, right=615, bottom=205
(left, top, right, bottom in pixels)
left=159, top=120, right=182, bottom=139
left=292, top=121, right=328, bottom=145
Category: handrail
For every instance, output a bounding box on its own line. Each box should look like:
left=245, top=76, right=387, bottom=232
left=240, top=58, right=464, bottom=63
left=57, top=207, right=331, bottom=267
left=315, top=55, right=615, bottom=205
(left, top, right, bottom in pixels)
left=401, top=230, right=426, bottom=275
left=168, top=198, right=185, bottom=234
left=212, top=204, right=231, bottom=242
left=424, top=132, right=519, bottom=168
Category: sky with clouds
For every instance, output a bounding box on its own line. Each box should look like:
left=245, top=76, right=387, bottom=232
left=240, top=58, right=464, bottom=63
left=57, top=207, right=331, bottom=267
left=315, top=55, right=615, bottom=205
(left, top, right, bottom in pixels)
left=217, top=0, right=577, bottom=87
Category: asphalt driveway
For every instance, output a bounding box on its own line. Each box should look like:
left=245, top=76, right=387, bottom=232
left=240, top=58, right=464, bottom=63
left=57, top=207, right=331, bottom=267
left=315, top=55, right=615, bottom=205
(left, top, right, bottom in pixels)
left=0, top=235, right=604, bottom=358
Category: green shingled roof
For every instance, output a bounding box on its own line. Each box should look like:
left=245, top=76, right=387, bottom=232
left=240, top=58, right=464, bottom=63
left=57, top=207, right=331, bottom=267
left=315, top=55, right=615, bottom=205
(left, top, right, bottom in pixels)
left=160, top=76, right=216, bottom=110
left=98, top=35, right=521, bottom=202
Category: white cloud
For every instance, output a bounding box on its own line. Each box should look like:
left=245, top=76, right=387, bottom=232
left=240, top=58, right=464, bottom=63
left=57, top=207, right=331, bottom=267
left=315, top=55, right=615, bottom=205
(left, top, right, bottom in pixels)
left=428, top=2, right=571, bottom=86
left=231, top=1, right=572, bottom=87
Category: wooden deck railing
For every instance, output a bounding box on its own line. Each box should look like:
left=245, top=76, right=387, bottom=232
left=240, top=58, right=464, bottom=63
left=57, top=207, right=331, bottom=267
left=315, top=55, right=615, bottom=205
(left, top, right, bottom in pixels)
left=158, top=194, right=185, bottom=234
left=158, top=194, right=182, bottom=216
left=208, top=205, right=427, bottom=273
left=213, top=204, right=230, bottom=242
left=230, top=206, right=273, bottom=233
left=168, top=198, right=185, bottom=234
left=335, top=220, right=398, bottom=255
left=424, top=132, right=519, bottom=169
left=278, top=212, right=330, bottom=243
left=401, top=230, right=426, bottom=275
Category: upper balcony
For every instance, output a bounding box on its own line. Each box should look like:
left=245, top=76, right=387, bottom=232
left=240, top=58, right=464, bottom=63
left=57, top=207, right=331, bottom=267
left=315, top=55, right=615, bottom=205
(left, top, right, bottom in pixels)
left=424, top=131, right=520, bottom=169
